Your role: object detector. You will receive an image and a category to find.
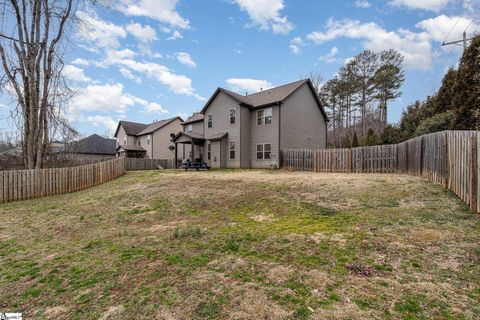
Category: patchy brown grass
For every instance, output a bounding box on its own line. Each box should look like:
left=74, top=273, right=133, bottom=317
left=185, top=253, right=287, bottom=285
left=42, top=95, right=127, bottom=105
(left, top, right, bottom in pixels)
left=0, top=169, right=479, bottom=319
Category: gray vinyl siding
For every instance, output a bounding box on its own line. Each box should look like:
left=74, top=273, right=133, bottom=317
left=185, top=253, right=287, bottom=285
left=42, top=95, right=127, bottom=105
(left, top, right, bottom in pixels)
left=249, top=105, right=280, bottom=168
left=280, top=84, right=327, bottom=149
left=151, top=119, right=183, bottom=160
left=239, top=106, right=250, bottom=168
left=204, top=92, right=241, bottom=168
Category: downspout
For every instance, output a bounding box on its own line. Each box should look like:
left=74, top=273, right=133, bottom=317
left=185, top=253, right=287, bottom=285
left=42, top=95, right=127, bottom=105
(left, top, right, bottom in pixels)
left=278, top=101, right=282, bottom=169
left=151, top=134, right=153, bottom=159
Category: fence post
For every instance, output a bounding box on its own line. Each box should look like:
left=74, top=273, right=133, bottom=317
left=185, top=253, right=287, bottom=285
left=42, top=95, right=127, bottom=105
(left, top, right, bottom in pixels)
left=349, top=149, right=353, bottom=173
left=471, top=135, right=478, bottom=213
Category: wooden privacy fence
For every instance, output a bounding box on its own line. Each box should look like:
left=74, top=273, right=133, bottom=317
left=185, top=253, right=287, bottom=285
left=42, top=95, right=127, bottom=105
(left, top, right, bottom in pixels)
left=0, top=157, right=125, bottom=204
left=125, top=158, right=172, bottom=171
left=281, top=130, right=480, bottom=213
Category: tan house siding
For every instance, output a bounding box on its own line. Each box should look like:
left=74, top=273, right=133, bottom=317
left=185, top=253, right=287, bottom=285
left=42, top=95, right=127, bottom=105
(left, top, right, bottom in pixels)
left=280, top=84, right=327, bottom=150
left=151, top=119, right=183, bottom=160
left=204, top=92, right=241, bottom=168
left=116, top=126, right=135, bottom=147
left=183, top=121, right=203, bottom=134
left=249, top=105, right=280, bottom=168
left=137, top=134, right=152, bottom=157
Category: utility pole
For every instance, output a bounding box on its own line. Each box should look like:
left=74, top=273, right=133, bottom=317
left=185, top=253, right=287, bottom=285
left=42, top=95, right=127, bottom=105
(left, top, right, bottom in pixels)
left=442, top=31, right=475, bottom=50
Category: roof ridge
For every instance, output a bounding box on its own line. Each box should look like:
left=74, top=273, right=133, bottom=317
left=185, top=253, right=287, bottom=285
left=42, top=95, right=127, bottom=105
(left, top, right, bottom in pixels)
left=246, top=79, right=308, bottom=97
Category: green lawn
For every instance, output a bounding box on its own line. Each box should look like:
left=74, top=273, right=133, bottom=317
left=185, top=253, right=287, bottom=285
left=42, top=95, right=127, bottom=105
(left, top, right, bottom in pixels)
left=0, top=170, right=479, bottom=319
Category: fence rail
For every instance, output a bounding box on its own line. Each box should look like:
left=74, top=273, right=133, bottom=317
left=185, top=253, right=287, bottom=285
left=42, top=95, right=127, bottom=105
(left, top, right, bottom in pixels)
left=0, top=157, right=125, bottom=204
left=281, top=130, right=480, bottom=213
left=125, top=158, right=173, bottom=171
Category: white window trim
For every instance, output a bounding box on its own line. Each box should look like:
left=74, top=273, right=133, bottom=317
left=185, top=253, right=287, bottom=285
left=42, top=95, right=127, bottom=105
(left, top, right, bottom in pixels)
left=256, top=107, right=272, bottom=126
left=230, top=108, right=236, bottom=124
left=229, top=141, right=236, bottom=160
left=207, top=114, right=213, bottom=128
left=187, top=124, right=193, bottom=132
left=256, top=143, right=272, bottom=160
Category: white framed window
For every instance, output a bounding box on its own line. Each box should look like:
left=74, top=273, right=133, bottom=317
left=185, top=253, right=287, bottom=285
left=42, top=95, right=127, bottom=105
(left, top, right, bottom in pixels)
left=257, top=107, right=272, bottom=125
left=187, top=124, right=193, bottom=132
left=138, top=140, right=141, bottom=146
left=230, top=109, right=236, bottom=124
left=123, top=137, right=127, bottom=145
left=229, top=141, right=235, bottom=159
left=256, top=143, right=272, bottom=160
left=207, top=115, right=213, bottom=128
left=147, top=135, right=151, bottom=145
left=207, top=142, right=211, bottom=160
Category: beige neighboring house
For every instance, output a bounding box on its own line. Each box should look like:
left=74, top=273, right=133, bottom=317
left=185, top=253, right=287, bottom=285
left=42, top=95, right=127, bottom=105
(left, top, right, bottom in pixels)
left=114, top=116, right=184, bottom=163
left=173, top=79, right=328, bottom=169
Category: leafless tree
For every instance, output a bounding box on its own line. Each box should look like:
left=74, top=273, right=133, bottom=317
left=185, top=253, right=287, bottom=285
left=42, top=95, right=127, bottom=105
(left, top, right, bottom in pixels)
left=0, top=0, right=96, bottom=169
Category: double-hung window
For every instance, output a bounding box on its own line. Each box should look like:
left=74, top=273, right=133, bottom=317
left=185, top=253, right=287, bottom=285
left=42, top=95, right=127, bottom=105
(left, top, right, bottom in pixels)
left=207, top=115, right=213, bottom=128
left=256, top=144, right=272, bottom=160
left=229, top=141, right=235, bottom=159
left=257, top=107, right=272, bottom=125
left=187, top=124, right=193, bottom=132
left=147, top=135, right=150, bottom=145
left=230, top=109, right=236, bottom=124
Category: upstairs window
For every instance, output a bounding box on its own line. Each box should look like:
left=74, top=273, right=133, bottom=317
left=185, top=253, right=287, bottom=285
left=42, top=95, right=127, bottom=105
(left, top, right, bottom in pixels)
left=207, top=115, right=213, bottom=128
left=138, top=140, right=141, bottom=146
left=123, top=137, right=127, bottom=145
left=256, top=144, right=272, bottom=160
left=187, top=124, right=193, bottom=132
left=230, top=109, right=236, bottom=124
left=257, top=107, right=272, bottom=125
left=147, top=135, right=151, bottom=145
left=229, top=141, right=235, bottom=159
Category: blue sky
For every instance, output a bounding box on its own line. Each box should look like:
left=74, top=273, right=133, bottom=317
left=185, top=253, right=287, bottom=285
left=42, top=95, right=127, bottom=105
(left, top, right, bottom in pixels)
left=1, top=0, right=479, bottom=137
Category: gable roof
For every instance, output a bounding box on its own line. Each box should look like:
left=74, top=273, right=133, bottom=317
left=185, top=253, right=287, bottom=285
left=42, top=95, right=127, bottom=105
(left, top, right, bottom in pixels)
left=114, top=120, right=148, bottom=137
left=200, top=79, right=327, bottom=119
left=181, top=113, right=204, bottom=125
left=70, top=134, right=116, bottom=155
left=137, top=116, right=182, bottom=136
left=116, top=145, right=147, bottom=152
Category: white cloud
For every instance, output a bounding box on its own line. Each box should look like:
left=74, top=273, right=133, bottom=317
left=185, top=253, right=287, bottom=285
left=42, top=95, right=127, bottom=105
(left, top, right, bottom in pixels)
left=70, top=83, right=170, bottom=118
left=167, top=30, right=183, bottom=41
left=319, top=47, right=339, bottom=63
left=119, top=67, right=142, bottom=84
left=231, top=0, right=293, bottom=34
left=175, top=52, right=196, bottom=68
left=104, top=55, right=204, bottom=100
left=389, top=0, right=450, bottom=11
left=71, top=58, right=90, bottom=66
left=226, top=78, right=273, bottom=94
left=126, top=22, right=157, bottom=43
left=307, top=18, right=434, bottom=69
left=415, top=15, right=479, bottom=43
left=289, top=37, right=304, bottom=54
left=87, top=115, right=118, bottom=136
left=117, top=0, right=189, bottom=29
left=63, top=65, right=91, bottom=82
left=76, top=11, right=126, bottom=49
left=143, top=102, right=169, bottom=114
left=354, top=0, right=371, bottom=8
left=70, top=83, right=139, bottom=114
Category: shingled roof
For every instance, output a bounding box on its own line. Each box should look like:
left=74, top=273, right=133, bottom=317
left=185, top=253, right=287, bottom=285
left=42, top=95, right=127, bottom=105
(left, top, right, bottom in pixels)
left=114, top=120, right=148, bottom=137
left=137, top=116, right=182, bottom=136
left=200, top=79, right=327, bottom=119
left=70, top=134, right=116, bottom=155
left=181, top=113, right=204, bottom=125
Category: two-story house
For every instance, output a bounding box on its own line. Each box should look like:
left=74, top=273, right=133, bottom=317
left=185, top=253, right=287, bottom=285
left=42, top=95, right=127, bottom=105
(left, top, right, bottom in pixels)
left=173, top=79, right=328, bottom=168
left=114, top=116, right=184, bottom=163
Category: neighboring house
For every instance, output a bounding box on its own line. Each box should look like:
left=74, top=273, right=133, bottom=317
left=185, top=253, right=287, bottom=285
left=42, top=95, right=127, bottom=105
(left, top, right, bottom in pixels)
left=64, top=134, right=116, bottom=161
left=173, top=79, right=328, bottom=168
left=114, top=116, right=183, bottom=163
